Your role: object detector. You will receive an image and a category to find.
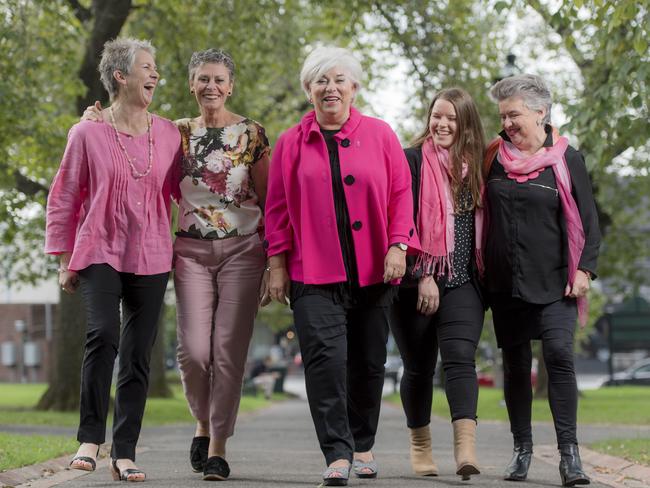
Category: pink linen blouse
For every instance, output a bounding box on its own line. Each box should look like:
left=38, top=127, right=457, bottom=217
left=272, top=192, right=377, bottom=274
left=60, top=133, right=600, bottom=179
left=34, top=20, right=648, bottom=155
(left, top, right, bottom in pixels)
left=264, top=107, right=420, bottom=287
left=44, top=117, right=182, bottom=275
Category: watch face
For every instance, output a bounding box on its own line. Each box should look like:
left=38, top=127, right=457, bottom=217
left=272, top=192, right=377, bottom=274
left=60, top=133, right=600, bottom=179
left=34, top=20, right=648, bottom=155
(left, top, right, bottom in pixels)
left=397, top=243, right=408, bottom=251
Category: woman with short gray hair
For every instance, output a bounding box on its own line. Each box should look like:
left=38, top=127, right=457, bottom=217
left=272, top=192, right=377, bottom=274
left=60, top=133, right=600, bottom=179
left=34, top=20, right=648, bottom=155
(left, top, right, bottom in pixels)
left=173, top=48, right=270, bottom=482
left=483, top=73, right=600, bottom=486
left=46, top=37, right=182, bottom=482
left=266, top=46, right=419, bottom=486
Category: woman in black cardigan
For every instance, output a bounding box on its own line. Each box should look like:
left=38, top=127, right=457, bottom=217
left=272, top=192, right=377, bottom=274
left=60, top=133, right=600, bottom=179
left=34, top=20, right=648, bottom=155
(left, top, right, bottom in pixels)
left=390, top=87, right=486, bottom=480
left=485, top=74, right=600, bottom=487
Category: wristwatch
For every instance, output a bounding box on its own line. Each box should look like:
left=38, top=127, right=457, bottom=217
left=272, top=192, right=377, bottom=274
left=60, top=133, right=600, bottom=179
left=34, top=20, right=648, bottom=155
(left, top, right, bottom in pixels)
left=392, top=242, right=408, bottom=251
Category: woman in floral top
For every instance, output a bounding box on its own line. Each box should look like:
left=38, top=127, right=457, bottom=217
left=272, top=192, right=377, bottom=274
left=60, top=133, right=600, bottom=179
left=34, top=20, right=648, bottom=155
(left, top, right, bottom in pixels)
left=172, top=49, right=270, bottom=482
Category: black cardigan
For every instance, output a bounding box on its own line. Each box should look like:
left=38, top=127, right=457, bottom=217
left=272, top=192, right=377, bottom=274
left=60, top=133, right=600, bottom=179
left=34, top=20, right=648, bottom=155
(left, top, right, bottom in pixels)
left=484, top=129, right=601, bottom=304
left=401, top=146, right=485, bottom=306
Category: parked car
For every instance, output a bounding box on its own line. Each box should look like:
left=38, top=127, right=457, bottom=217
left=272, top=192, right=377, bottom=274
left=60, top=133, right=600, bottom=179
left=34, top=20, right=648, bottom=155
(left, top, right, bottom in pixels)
left=603, top=358, right=650, bottom=386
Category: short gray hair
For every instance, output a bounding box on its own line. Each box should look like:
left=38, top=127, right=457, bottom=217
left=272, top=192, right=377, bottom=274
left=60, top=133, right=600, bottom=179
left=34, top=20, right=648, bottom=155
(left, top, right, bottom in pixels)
left=299, top=46, right=362, bottom=99
left=490, top=74, right=552, bottom=124
left=188, top=49, right=235, bottom=83
left=98, top=38, right=156, bottom=100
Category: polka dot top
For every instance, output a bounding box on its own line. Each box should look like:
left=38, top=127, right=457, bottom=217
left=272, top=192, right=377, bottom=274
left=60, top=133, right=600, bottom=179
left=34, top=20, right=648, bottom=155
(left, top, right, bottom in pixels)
left=446, top=185, right=474, bottom=288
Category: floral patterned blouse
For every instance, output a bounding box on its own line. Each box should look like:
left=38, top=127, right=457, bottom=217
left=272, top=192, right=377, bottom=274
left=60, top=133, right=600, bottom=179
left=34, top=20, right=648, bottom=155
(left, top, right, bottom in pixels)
left=175, top=117, right=270, bottom=239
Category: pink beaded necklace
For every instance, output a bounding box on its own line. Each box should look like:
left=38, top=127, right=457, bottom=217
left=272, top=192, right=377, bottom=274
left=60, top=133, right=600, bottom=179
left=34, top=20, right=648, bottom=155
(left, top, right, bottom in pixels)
left=109, top=106, right=153, bottom=179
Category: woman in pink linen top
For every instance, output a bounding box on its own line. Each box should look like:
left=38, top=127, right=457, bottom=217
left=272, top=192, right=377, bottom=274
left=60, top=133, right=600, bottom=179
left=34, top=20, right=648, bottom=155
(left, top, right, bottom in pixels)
left=265, top=46, right=419, bottom=487
left=44, top=38, right=180, bottom=482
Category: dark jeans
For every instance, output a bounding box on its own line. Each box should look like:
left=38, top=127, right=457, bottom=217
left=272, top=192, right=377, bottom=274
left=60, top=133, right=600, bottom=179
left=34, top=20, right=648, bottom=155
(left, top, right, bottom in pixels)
left=391, top=282, right=484, bottom=427
left=77, top=264, right=169, bottom=460
left=494, top=297, right=579, bottom=447
left=292, top=292, right=390, bottom=465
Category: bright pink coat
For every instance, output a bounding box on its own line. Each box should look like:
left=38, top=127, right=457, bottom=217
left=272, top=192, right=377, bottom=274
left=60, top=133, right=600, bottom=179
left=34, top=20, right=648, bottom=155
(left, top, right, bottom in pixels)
left=264, top=107, right=420, bottom=286
left=44, top=117, right=182, bottom=275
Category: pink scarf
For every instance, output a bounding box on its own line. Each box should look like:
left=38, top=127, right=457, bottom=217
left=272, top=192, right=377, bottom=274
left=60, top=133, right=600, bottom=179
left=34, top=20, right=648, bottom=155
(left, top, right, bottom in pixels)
left=415, top=138, right=485, bottom=280
left=497, top=134, right=588, bottom=326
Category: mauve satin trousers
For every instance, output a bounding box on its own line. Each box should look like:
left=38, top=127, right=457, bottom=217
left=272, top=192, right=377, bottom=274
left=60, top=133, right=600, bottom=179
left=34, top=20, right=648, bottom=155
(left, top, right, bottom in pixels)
left=174, top=234, right=265, bottom=440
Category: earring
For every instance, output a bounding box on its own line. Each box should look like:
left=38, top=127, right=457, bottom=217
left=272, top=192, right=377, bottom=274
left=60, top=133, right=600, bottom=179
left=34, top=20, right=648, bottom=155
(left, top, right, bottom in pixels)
left=228, top=91, right=232, bottom=96
left=309, top=97, right=313, bottom=104
left=190, top=89, right=194, bottom=94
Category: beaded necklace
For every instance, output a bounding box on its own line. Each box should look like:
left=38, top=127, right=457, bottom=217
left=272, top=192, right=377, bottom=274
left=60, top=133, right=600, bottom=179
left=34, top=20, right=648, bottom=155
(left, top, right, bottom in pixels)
left=109, top=106, right=153, bottom=179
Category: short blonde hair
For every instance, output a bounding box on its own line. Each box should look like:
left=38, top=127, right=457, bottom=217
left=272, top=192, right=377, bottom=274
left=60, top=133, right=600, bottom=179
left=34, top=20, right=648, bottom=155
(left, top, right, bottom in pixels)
left=299, top=46, right=362, bottom=99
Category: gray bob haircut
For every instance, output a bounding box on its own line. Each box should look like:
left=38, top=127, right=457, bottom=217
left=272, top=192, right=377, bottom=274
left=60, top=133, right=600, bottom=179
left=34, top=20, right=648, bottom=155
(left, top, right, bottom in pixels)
left=188, top=49, right=235, bottom=83
left=300, top=46, right=362, bottom=99
left=98, top=38, right=156, bottom=100
left=490, top=74, right=553, bottom=124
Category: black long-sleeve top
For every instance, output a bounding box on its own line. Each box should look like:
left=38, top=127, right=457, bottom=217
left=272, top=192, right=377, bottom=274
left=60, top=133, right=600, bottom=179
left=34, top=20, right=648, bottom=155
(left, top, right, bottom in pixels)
left=402, top=146, right=476, bottom=291
left=484, top=128, right=601, bottom=304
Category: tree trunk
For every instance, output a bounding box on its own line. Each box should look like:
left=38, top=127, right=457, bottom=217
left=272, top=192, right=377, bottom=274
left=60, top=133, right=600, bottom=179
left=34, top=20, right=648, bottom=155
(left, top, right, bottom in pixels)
left=38, top=0, right=132, bottom=412
left=76, top=0, right=132, bottom=113
left=37, top=291, right=85, bottom=411
left=148, top=308, right=172, bottom=398
left=534, top=348, right=548, bottom=399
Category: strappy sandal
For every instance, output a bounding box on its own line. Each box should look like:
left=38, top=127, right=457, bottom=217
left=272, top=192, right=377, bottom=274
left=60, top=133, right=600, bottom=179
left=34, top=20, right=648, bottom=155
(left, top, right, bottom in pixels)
left=110, top=459, right=146, bottom=482
left=352, top=458, right=378, bottom=478
left=69, top=445, right=100, bottom=472
left=203, top=456, right=230, bottom=481
left=322, top=464, right=350, bottom=486
left=190, top=436, right=209, bottom=473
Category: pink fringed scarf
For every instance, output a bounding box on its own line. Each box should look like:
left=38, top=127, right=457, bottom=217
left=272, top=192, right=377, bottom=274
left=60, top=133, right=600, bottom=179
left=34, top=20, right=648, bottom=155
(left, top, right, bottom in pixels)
left=415, top=138, right=485, bottom=280
left=497, top=134, right=588, bottom=326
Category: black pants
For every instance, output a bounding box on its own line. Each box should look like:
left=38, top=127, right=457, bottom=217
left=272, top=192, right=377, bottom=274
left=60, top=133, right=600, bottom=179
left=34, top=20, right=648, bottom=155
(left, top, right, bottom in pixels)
left=391, top=282, right=484, bottom=427
left=77, top=264, right=169, bottom=460
left=292, top=293, right=390, bottom=465
left=493, top=297, right=578, bottom=447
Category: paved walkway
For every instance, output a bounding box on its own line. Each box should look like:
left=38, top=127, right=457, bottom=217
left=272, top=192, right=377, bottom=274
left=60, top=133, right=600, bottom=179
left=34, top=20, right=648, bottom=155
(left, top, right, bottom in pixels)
left=3, top=386, right=649, bottom=488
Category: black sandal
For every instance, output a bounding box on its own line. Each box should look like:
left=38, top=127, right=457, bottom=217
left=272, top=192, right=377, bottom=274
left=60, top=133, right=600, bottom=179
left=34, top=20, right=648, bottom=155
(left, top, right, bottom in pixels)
left=203, top=456, right=230, bottom=481
left=190, top=436, right=210, bottom=472
left=70, top=446, right=100, bottom=472
left=110, top=459, right=146, bottom=482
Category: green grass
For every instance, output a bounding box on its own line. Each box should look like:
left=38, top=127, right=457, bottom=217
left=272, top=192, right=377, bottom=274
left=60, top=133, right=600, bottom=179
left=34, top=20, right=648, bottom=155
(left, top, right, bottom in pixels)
left=0, top=383, right=279, bottom=427
left=589, top=438, right=650, bottom=466
left=387, top=386, right=650, bottom=425
left=0, top=432, right=78, bottom=471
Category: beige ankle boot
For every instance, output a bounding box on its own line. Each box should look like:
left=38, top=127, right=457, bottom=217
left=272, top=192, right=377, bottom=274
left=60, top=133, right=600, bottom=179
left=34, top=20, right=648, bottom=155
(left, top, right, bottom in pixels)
left=409, top=426, right=438, bottom=476
left=452, top=419, right=480, bottom=480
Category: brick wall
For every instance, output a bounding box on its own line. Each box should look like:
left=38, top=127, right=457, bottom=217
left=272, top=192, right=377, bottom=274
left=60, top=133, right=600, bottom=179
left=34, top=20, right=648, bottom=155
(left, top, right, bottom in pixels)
left=0, top=304, right=56, bottom=383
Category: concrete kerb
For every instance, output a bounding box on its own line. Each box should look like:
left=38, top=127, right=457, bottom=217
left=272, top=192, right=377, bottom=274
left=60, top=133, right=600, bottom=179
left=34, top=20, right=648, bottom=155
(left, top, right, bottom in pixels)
left=535, top=445, right=650, bottom=488
left=0, top=446, right=153, bottom=488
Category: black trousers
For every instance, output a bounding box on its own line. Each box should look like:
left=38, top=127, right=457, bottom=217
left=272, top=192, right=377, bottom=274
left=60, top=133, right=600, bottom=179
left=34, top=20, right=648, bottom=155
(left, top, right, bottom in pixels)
left=77, top=264, right=169, bottom=460
left=391, top=282, right=484, bottom=427
left=492, top=297, right=578, bottom=447
left=292, top=293, right=390, bottom=465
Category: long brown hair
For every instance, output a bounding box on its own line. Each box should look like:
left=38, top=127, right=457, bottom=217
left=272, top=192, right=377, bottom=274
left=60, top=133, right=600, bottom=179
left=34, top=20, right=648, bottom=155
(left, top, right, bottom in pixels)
left=410, top=87, right=486, bottom=211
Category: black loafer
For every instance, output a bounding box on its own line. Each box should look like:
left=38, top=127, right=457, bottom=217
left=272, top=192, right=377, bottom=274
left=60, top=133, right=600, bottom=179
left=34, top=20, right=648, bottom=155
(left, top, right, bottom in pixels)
left=203, top=456, right=230, bottom=481
left=190, top=436, right=210, bottom=473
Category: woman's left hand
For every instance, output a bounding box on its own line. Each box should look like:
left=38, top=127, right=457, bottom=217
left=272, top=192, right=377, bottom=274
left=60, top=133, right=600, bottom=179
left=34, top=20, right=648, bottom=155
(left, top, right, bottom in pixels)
left=565, top=269, right=590, bottom=298
left=383, top=246, right=406, bottom=283
left=259, top=268, right=271, bottom=307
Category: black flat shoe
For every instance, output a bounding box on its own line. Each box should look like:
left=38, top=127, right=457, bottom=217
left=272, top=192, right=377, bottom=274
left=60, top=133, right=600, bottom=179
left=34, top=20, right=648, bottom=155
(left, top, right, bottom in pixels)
left=504, top=442, right=533, bottom=481
left=203, top=456, right=230, bottom=481
left=559, top=444, right=590, bottom=486
left=190, top=436, right=210, bottom=473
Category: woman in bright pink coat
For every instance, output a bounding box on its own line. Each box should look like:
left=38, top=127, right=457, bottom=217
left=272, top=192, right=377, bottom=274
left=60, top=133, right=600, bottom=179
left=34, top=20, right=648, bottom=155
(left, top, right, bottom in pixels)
left=264, top=46, right=419, bottom=487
